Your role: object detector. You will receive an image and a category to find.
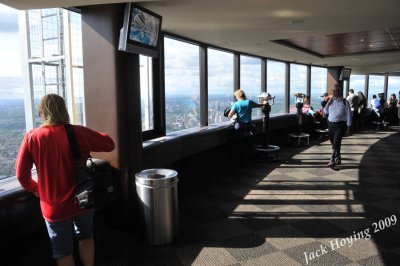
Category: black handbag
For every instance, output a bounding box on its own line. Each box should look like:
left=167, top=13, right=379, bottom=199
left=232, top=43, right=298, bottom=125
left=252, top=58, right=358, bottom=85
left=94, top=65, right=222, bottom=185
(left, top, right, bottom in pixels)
left=64, top=124, right=119, bottom=209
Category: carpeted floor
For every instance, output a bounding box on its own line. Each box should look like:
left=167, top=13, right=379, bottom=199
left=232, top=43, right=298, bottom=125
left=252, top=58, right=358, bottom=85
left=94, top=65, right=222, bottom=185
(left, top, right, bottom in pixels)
left=5, top=127, right=400, bottom=266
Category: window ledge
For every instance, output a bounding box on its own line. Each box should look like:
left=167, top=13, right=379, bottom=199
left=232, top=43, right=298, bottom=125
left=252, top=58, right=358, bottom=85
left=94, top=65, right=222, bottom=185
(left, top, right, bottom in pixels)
left=143, top=121, right=232, bottom=148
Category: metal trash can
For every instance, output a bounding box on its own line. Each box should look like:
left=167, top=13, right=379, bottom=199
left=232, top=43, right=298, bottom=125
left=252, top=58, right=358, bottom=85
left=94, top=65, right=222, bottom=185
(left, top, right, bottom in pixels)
left=135, top=169, right=179, bottom=245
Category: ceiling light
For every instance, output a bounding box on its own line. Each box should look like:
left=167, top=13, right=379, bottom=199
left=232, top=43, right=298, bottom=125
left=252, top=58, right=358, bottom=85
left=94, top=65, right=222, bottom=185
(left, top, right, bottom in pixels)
left=360, top=38, right=364, bottom=42
left=352, top=58, right=361, bottom=61
left=369, top=44, right=374, bottom=47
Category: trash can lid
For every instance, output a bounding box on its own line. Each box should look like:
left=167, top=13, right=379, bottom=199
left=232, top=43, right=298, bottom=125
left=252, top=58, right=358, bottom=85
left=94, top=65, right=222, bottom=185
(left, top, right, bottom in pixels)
left=135, top=169, right=178, bottom=187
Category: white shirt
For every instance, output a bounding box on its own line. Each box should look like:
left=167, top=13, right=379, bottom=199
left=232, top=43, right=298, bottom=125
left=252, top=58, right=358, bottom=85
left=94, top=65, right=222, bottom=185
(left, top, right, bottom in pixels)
left=324, top=98, right=352, bottom=127
left=370, top=98, right=376, bottom=109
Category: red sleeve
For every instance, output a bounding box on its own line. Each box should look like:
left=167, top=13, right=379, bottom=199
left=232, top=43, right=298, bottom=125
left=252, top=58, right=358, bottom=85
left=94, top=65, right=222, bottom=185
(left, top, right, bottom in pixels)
left=74, top=125, right=115, bottom=153
left=15, top=133, right=38, bottom=195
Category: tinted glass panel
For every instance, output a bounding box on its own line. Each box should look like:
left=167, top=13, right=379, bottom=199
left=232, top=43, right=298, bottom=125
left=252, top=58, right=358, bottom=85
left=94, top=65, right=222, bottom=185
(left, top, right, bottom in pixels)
left=208, top=48, right=234, bottom=124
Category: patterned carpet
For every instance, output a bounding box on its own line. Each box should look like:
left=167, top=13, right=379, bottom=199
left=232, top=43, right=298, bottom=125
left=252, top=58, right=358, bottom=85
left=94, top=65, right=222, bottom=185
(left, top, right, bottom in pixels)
left=6, top=127, right=400, bottom=266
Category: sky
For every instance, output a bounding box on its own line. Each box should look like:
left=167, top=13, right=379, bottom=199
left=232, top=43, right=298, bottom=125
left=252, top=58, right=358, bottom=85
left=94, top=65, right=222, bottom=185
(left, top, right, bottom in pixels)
left=0, top=3, right=387, bottom=102
left=0, top=3, right=24, bottom=99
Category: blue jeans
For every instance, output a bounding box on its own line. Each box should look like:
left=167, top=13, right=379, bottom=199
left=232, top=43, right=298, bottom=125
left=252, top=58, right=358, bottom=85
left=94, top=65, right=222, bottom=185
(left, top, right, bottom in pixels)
left=45, top=209, right=94, bottom=259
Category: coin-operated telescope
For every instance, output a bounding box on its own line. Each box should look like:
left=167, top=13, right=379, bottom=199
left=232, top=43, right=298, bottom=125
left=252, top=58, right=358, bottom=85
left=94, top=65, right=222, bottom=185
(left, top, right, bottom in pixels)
left=254, top=92, right=280, bottom=162
left=294, top=93, right=306, bottom=135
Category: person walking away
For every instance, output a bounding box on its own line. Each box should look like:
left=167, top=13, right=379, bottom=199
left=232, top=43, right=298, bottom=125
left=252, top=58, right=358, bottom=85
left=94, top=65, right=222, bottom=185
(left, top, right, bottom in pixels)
left=357, top=91, right=367, bottom=129
left=324, top=84, right=352, bottom=168
left=386, top=93, right=398, bottom=125
left=346, top=89, right=359, bottom=130
left=15, top=94, right=115, bottom=266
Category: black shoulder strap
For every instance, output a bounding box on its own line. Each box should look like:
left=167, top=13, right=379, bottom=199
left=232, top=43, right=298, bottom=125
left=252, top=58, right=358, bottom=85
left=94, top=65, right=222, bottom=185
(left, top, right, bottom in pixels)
left=64, top=124, right=80, bottom=161
left=343, top=98, right=346, bottom=106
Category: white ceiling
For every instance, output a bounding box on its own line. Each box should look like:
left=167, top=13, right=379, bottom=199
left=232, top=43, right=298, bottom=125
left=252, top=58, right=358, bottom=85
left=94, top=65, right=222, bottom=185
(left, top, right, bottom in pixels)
left=2, top=0, right=400, bottom=74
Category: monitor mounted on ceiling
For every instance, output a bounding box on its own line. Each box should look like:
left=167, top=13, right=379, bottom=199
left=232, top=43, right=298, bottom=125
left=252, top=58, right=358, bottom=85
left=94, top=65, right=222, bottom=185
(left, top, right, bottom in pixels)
left=118, top=3, right=162, bottom=57
left=339, top=68, right=352, bottom=80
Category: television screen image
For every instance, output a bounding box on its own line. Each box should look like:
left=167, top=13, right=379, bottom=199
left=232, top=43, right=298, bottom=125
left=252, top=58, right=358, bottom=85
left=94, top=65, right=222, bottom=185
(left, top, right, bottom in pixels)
left=343, top=68, right=351, bottom=79
left=129, top=7, right=160, bottom=47
left=119, top=3, right=162, bottom=57
left=339, top=68, right=351, bottom=80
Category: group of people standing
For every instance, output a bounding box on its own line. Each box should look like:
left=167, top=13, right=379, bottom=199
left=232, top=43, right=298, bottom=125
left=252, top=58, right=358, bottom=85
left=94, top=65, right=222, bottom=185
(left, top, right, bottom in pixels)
left=368, top=92, right=399, bottom=125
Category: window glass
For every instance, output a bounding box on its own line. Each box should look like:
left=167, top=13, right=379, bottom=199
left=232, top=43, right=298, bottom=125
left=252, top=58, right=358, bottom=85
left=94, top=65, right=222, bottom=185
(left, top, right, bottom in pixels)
left=0, top=7, right=84, bottom=180
left=349, top=75, right=366, bottom=95
left=0, top=99, right=25, bottom=179
left=240, top=55, right=262, bottom=118
left=310, top=66, right=327, bottom=109
left=289, top=64, right=307, bottom=113
left=267, top=60, right=286, bottom=114
left=207, top=48, right=234, bottom=124
left=343, top=80, right=349, bottom=98
left=0, top=4, right=25, bottom=179
left=368, top=75, right=385, bottom=100
left=387, top=76, right=400, bottom=101
left=164, top=37, right=200, bottom=133
left=69, top=11, right=85, bottom=125
left=140, top=55, right=154, bottom=131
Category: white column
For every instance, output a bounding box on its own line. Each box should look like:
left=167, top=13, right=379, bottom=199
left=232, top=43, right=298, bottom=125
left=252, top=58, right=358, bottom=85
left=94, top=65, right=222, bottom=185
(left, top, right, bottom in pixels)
left=19, top=11, right=34, bottom=130
left=63, top=9, right=75, bottom=124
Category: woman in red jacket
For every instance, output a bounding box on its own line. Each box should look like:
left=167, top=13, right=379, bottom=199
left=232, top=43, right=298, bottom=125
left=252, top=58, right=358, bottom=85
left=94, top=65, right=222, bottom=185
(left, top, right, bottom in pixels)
left=16, top=94, right=115, bottom=266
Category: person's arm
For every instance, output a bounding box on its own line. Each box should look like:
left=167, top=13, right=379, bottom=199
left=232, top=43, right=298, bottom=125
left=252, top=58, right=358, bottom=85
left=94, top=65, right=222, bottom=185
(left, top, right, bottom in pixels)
left=324, top=98, right=333, bottom=115
left=253, top=100, right=268, bottom=108
left=228, top=109, right=235, bottom=118
left=15, top=134, right=38, bottom=196
left=75, top=126, right=115, bottom=153
left=228, top=103, right=236, bottom=118
left=345, top=99, right=352, bottom=127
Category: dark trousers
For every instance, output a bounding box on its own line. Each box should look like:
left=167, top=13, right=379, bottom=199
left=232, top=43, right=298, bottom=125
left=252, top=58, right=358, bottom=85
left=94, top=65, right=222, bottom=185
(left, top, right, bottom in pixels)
left=352, top=110, right=359, bottom=130
left=233, top=122, right=255, bottom=160
left=328, top=121, right=347, bottom=162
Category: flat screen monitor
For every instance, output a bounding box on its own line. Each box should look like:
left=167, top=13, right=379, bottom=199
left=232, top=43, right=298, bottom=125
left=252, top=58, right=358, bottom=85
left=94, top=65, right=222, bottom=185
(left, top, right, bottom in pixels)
left=339, top=68, right=351, bottom=80
left=118, top=3, right=162, bottom=57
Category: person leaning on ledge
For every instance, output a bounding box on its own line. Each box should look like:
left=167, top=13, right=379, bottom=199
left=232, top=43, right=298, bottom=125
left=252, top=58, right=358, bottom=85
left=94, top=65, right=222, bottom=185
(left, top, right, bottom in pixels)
left=15, top=94, right=115, bottom=266
left=324, top=84, right=352, bottom=168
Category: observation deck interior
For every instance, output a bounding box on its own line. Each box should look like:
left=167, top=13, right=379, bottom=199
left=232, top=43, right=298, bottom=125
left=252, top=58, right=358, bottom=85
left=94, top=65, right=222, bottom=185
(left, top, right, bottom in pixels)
left=2, top=127, right=400, bottom=265
left=1, top=0, right=400, bottom=266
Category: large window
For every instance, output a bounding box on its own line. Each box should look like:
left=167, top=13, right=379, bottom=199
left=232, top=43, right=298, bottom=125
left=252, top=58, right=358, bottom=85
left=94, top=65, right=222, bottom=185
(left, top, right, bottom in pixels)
left=208, top=48, right=234, bottom=124
left=69, top=11, right=85, bottom=125
left=350, top=75, right=366, bottom=95
left=310, top=66, right=327, bottom=109
left=240, top=55, right=262, bottom=118
left=140, top=55, right=154, bottom=131
left=289, top=64, right=307, bottom=113
left=267, top=60, right=286, bottom=114
left=0, top=5, right=26, bottom=179
left=368, top=75, right=385, bottom=100
left=343, top=80, right=349, bottom=98
left=164, top=37, right=200, bottom=133
left=0, top=7, right=84, bottom=180
left=0, top=99, right=25, bottom=179
left=387, top=76, right=400, bottom=100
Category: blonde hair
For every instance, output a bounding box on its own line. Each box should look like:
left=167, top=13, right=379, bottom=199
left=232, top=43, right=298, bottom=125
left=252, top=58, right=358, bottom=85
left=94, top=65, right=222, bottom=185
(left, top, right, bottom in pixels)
left=38, top=94, right=70, bottom=126
left=234, top=89, right=246, bottom=100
